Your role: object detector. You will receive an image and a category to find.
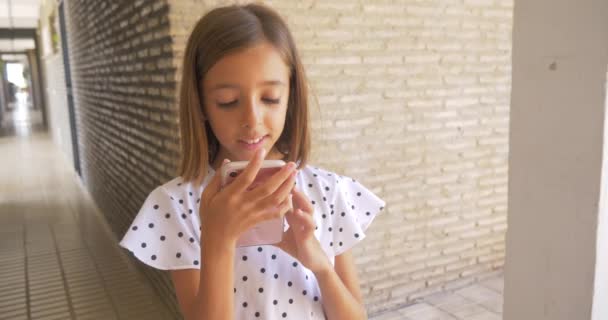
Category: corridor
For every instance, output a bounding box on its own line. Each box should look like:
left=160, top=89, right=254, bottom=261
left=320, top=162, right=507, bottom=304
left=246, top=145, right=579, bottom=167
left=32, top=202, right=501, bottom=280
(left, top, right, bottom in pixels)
left=0, top=98, right=173, bottom=319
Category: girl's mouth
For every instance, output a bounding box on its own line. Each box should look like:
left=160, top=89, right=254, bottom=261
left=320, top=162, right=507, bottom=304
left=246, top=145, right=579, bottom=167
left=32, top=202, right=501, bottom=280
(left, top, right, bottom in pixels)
left=238, top=135, right=267, bottom=150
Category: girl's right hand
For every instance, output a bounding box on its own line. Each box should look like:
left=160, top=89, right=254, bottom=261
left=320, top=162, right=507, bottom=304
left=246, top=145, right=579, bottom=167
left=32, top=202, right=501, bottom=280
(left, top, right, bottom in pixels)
left=198, top=148, right=298, bottom=248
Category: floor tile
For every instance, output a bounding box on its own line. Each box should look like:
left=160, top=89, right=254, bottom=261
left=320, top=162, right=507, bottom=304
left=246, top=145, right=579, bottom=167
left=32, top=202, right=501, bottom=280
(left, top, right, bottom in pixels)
left=371, top=274, right=504, bottom=320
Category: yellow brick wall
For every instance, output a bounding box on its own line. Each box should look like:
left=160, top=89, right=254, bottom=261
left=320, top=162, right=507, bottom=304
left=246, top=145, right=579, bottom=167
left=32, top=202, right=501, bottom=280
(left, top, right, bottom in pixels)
left=169, top=0, right=512, bottom=315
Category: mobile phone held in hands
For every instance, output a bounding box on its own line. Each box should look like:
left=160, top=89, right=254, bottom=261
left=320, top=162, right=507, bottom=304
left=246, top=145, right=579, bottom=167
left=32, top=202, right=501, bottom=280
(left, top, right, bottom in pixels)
left=220, top=160, right=292, bottom=247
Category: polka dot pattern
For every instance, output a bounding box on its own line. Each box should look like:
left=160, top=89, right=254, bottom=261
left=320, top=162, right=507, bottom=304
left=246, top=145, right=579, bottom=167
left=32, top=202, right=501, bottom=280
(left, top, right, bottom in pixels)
left=119, top=184, right=201, bottom=271
left=119, top=164, right=385, bottom=319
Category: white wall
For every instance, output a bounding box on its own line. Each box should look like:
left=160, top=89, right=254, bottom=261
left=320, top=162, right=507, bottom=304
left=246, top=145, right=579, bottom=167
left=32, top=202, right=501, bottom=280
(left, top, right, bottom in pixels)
left=505, top=1, right=608, bottom=319
left=41, top=52, right=72, bottom=167
left=593, top=66, right=608, bottom=320
left=39, top=0, right=74, bottom=170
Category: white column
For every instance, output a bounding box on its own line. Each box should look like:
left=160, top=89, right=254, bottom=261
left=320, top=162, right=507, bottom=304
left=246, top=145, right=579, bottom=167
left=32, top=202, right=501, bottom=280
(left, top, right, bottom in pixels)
left=593, top=68, right=608, bottom=320
left=504, top=1, right=608, bottom=320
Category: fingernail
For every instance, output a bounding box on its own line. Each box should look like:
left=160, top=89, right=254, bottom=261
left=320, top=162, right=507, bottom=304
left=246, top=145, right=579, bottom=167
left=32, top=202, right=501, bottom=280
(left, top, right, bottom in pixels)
left=259, top=148, right=266, bottom=159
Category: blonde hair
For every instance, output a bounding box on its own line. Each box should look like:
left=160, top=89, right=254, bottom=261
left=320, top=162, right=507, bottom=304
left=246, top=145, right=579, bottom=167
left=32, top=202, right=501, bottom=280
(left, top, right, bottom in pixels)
left=177, top=3, right=311, bottom=185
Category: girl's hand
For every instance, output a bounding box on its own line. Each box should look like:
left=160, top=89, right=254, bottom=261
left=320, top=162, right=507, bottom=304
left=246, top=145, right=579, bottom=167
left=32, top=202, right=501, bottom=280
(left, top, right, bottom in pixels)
left=199, top=148, right=297, bottom=248
left=274, top=188, right=333, bottom=275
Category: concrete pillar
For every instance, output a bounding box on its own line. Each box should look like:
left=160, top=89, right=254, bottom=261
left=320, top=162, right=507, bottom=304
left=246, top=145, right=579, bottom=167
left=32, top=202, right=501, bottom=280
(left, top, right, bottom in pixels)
left=504, top=1, right=608, bottom=320
left=0, top=59, right=5, bottom=120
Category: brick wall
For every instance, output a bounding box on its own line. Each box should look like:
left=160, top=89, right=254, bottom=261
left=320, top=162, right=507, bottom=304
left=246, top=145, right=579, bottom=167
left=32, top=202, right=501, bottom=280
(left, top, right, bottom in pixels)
left=169, top=0, right=512, bottom=316
left=63, top=0, right=183, bottom=317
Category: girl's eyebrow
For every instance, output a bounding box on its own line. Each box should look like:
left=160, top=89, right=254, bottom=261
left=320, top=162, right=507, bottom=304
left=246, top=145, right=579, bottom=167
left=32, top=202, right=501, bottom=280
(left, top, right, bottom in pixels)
left=212, top=80, right=286, bottom=91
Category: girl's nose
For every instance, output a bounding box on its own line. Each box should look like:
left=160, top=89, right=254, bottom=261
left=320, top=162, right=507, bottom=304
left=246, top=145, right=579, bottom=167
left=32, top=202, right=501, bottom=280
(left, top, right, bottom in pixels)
left=242, top=98, right=262, bottom=127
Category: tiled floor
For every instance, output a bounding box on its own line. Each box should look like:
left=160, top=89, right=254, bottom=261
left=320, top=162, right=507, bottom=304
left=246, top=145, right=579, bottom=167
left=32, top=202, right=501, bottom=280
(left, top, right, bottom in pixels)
left=0, top=97, right=174, bottom=320
left=1, top=95, right=504, bottom=320
left=0, top=94, right=45, bottom=137
left=370, top=275, right=504, bottom=320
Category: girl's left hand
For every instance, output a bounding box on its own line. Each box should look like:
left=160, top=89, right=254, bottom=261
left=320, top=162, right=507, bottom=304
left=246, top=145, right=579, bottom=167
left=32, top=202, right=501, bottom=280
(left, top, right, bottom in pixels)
left=273, top=188, right=332, bottom=275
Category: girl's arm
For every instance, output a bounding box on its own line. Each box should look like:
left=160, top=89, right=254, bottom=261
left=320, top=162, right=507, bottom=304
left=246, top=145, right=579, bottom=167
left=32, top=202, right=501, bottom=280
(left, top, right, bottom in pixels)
left=172, top=237, right=236, bottom=320
left=314, top=250, right=368, bottom=320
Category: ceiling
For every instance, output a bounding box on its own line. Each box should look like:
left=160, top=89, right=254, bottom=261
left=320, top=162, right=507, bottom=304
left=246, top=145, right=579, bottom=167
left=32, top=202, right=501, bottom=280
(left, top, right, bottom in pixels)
left=0, top=0, right=42, bottom=52
left=1, top=53, right=28, bottom=63
left=0, top=38, right=35, bottom=51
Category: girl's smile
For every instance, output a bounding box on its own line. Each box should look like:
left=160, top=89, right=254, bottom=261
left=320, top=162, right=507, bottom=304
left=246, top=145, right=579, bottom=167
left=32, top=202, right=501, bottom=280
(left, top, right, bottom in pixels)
left=238, top=134, right=268, bottom=150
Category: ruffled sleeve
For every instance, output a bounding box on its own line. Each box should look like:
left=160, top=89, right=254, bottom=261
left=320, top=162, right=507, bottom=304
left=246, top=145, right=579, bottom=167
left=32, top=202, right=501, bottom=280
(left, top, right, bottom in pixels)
left=119, top=185, right=201, bottom=270
left=329, top=175, right=386, bottom=256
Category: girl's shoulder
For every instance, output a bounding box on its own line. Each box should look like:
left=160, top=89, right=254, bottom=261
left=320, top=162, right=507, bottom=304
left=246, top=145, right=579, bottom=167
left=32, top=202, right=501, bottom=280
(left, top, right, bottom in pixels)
left=295, top=164, right=386, bottom=256
left=297, top=164, right=363, bottom=194
left=157, top=168, right=216, bottom=200
left=118, top=172, right=216, bottom=270
left=299, top=164, right=352, bottom=181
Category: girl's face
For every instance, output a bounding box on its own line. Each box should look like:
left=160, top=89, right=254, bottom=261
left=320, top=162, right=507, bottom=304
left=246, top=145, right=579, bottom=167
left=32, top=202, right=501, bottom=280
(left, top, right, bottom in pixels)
left=202, top=42, right=291, bottom=169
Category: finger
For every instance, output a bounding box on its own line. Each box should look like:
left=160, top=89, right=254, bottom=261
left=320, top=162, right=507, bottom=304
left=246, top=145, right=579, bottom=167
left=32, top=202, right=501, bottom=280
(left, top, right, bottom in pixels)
left=203, top=158, right=230, bottom=200
left=297, top=208, right=316, bottom=229
left=250, top=193, right=292, bottom=227
left=228, top=147, right=266, bottom=194
left=250, top=161, right=297, bottom=199
left=290, top=188, right=314, bottom=213
left=273, top=222, right=295, bottom=256
left=285, top=209, right=307, bottom=240
left=294, top=209, right=316, bottom=237
left=252, top=162, right=297, bottom=199
left=257, top=169, right=297, bottom=211
left=283, top=203, right=298, bottom=231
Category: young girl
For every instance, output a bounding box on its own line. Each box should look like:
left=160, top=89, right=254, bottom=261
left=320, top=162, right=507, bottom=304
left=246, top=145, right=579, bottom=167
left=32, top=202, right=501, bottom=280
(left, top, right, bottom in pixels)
left=119, top=3, right=385, bottom=320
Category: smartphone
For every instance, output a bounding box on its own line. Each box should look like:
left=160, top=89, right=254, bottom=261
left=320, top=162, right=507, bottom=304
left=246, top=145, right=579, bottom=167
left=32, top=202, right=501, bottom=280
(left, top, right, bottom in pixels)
left=220, top=160, right=292, bottom=247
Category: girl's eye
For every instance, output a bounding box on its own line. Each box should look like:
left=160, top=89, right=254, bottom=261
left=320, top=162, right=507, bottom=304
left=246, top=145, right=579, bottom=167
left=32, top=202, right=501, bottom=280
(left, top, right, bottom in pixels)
left=263, top=98, right=280, bottom=105
left=217, top=98, right=280, bottom=108
left=217, top=100, right=238, bottom=108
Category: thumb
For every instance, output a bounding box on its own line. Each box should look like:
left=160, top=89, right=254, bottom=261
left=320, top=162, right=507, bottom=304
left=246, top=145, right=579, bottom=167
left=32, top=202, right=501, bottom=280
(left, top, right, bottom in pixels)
left=290, top=188, right=313, bottom=214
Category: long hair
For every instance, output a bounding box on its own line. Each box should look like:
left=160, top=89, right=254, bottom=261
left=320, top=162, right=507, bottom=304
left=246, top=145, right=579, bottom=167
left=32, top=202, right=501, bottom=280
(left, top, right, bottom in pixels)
left=177, top=3, right=311, bottom=185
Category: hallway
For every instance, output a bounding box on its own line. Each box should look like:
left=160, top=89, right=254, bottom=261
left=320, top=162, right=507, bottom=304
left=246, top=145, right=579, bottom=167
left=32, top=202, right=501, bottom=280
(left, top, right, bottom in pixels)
left=0, top=98, right=173, bottom=319
left=0, top=91, right=44, bottom=137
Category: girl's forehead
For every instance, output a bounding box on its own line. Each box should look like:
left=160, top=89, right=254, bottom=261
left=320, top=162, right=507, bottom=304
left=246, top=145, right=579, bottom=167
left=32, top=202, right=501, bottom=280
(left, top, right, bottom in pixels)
left=203, top=43, right=290, bottom=87
left=210, top=80, right=287, bottom=93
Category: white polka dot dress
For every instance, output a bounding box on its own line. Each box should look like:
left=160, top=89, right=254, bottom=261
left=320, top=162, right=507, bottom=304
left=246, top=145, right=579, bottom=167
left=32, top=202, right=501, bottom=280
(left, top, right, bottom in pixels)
left=119, top=164, right=386, bottom=320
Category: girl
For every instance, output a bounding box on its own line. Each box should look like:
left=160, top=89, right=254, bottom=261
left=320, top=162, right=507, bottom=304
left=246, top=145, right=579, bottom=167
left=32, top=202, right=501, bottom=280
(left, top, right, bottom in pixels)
left=119, top=3, right=385, bottom=320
